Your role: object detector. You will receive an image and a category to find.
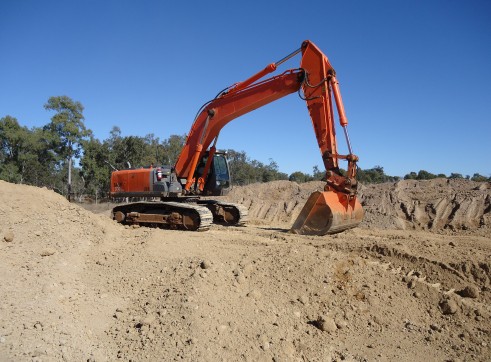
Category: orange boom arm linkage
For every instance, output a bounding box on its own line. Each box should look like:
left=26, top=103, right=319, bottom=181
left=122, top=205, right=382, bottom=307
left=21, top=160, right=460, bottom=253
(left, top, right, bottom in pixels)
left=174, top=40, right=359, bottom=199
left=175, top=70, right=303, bottom=190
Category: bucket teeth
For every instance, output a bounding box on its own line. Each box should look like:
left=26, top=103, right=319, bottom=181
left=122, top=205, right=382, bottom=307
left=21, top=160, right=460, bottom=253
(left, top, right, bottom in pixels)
left=290, top=191, right=364, bottom=236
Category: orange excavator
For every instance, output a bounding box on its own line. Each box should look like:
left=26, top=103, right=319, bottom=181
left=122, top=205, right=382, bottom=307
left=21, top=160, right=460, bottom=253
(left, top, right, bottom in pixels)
left=110, top=40, right=364, bottom=235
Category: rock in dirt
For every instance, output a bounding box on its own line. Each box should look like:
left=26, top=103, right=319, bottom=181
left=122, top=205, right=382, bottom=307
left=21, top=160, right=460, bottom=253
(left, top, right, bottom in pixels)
left=335, top=319, right=348, bottom=330
left=315, top=316, right=337, bottom=333
left=430, top=324, right=442, bottom=332
left=458, top=285, right=480, bottom=299
left=3, top=231, right=14, bottom=242
left=40, top=248, right=56, bottom=257
left=141, top=314, right=156, bottom=326
left=298, top=294, right=309, bottom=305
left=440, top=299, right=458, bottom=315
left=247, top=289, right=262, bottom=299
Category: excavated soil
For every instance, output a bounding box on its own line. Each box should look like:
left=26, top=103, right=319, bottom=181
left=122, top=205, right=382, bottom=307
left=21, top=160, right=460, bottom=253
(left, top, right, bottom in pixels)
left=225, top=179, right=491, bottom=235
left=0, top=179, right=490, bottom=361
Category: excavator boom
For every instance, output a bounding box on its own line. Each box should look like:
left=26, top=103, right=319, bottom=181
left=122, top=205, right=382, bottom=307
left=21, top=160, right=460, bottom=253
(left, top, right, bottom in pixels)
left=173, top=40, right=363, bottom=235
left=174, top=69, right=303, bottom=181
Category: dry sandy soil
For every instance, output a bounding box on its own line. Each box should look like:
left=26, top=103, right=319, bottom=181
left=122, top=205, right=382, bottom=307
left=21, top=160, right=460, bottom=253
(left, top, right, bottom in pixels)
left=0, top=179, right=490, bottom=361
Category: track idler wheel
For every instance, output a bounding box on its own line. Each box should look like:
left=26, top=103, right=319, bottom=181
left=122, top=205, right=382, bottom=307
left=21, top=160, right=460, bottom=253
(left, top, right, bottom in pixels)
left=290, top=191, right=364, bottom=236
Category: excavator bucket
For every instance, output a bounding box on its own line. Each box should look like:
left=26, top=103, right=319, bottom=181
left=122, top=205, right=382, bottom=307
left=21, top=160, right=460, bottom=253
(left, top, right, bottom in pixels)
left=290, top=191, right=364, bottom=235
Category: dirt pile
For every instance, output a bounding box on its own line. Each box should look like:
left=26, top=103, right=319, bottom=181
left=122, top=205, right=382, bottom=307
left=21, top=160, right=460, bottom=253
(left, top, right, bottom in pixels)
left=0, top=180, right=124, bottom=361
left=224, top=180, right=326, bottom=226
left=360, top=178, right=491, bottom=233
left=224, top=179, right=491, bottom=234
left=1, top=179, right=490, bottom=361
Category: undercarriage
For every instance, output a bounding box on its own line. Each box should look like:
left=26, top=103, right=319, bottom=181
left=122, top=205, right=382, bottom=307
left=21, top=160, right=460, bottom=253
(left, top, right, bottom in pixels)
left=111, top=199, right=248, bottom=231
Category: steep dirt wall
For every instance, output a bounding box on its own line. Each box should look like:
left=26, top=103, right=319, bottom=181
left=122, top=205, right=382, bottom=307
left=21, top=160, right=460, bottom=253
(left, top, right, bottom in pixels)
left=224, top=179, right=491, bottom=234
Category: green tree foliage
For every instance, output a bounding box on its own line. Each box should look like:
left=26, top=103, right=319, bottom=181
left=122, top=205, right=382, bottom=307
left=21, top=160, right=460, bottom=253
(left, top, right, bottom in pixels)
left=0, top=116, right=28, bottom=182
left=1, top=96, right=489, bottom=201
left=312, top=165, right=326, bottom=180
left=404, top=171, right=417, bottom=180
left=79, top=132, right=185, bottom=198
left=19, top=127, right=60, bottom=187
left=356, top=166, right=399, bottom=184
left=108, top=132, right=184, bottom=169
left=0, top=116, right=57, bottom=185
left=289, top=171, right=312, bottom=183
left=115, top=136, right=148, bottom=168
left=449, top=173, right=464, bottom=179
left=289, top=166, right=346, bottom=183
left=417, top=170, right=437, bottom=180
left=79, top=137, right=112, bottom=198
left=161, top=134, right=186, bottom=166
left=226, top=150, right=287, bottom=185
left=44, top=96, right=92, bottom=200
left=471, top=173, right=488, bottom=182
left=262, top=159, right=287, bottom=182
left=44, top=96, right=92, bottom=161
left=404, top=170, right=447, bottom=180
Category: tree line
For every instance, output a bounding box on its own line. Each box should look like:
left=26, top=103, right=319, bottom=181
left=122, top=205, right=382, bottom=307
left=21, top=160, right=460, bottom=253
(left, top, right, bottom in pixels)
left=1, top=96, right=489, bottom=201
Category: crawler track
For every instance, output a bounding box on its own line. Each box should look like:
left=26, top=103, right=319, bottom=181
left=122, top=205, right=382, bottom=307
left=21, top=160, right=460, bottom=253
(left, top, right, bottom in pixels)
left=197, top=200, right=249, bottom=226
left=112, top=201, right=213, bottom=231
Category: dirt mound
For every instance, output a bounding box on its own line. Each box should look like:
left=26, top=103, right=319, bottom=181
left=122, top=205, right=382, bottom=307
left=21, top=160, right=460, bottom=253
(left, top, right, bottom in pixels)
left=360, top=178, right=491, bottom=233
left=224, top=180, right=326, bottom=226
left=0, top=180, right=123, bottom=360
left=224, top=179, right=491, bottom=234
left=1, top=180, right=490, bottom=361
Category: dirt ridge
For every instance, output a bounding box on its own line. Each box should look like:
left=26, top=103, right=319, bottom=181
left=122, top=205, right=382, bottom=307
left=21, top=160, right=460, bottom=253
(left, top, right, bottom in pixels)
left=224, top=179, right=491, bottom=234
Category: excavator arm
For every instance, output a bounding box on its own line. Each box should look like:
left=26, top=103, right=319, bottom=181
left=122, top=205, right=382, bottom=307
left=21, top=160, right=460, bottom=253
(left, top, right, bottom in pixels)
left=299, top=41, right=360, bottom=195
left=174, top=40, right=364, bottom=235
left=174, top=69, right=304, bottom=189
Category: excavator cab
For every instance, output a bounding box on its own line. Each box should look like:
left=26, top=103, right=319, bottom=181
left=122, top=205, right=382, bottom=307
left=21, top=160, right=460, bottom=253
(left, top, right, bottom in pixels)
left=200, top=152, right=231, bottom=196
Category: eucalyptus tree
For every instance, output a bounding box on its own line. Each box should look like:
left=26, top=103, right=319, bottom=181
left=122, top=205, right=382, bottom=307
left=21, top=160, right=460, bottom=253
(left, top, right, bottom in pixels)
left=44, top=96, right=91, bottom=200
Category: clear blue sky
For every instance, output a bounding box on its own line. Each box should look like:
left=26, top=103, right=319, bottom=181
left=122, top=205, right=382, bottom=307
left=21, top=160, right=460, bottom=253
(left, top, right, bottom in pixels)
left=1, top=0, right=490, bottom=177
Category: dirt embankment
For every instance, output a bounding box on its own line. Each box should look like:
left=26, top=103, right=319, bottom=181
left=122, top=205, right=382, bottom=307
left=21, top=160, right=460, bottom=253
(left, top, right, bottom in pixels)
left=224, top=178, right=491, bottom=234
left=1, top=179, right=490, bottom=361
